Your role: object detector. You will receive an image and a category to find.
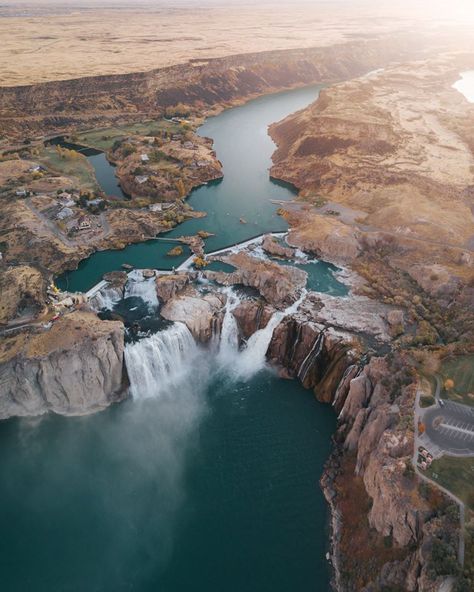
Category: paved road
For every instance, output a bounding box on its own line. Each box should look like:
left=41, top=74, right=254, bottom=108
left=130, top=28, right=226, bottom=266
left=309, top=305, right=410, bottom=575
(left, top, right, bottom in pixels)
left=413, top=389, right=466, bottom=566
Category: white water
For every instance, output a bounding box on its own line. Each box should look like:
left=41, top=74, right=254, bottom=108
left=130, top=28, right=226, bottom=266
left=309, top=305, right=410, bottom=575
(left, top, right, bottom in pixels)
left=228, top=289, right=307, bottom=380
left=124, top=270, right=159, bottom=309
left=124, top=289, right=307, bottom=398
left=452, top=70, right=474, bottom=103
left=216, top=288, right=241, bottom=364
left=125, top=322, right=199, bottom=399
left=90, top=285, right=123, bottom=311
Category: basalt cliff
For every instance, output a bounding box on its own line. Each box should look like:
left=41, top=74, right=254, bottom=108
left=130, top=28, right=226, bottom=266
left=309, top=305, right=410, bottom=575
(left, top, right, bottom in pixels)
left=0, top=33, right=459, bottom=139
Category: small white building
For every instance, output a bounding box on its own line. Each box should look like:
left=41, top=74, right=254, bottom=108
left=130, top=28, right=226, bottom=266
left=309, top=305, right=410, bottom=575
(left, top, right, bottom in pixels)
left=141, top=153, right=150, bottom=163
left=135, top=175, right=149, bottom=184
left=148, top=203, right=163, bottom=212
left=56, top=207, right=74, bottom=220
left=15, top=188, right=27, bottom=197
left=78, top=217, right=91, bottom=230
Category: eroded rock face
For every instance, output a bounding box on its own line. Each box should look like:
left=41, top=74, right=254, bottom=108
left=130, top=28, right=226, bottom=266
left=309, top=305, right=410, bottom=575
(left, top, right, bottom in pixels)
left=160, top=291, right=225, bottom=342
left=205, top=252, right=307, bottom=307
left=0, top=311, right=125, bottom=418
left=261, top=234, right=296, bottom=259
left=155, top=273, right=190, bottom=304
left=232, top=300, right=273, bottom=341
left=287, top=213, right=361, bottom=264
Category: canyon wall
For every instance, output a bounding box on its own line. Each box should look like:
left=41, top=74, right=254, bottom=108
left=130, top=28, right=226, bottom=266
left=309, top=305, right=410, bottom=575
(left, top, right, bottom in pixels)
left=0, top=311, right=125, bottom=418
left=0, top=34, right=438, bottom=138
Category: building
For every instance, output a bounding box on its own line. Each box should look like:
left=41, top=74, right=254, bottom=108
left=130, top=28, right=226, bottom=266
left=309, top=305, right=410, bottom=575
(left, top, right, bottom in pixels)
left=56, top=207, right=74, bottom=220
left=57, top=192, right=75, bottom=207
left=141, top=153, right=150, bottom=163
left=15, top=188, right=27, bottom=197
left=135, top=175, right=149, bottom=184
left=78, top=216, right=91, bottom=230
left=148, top=203, right=163, bottom=212
left=196, top=160, right=208, bottom=168
left=183, top=141, right=195, bottom=150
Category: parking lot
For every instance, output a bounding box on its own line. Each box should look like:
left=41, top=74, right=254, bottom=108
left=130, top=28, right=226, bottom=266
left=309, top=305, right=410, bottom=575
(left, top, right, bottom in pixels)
left=424, top=400, right=474, bottom=455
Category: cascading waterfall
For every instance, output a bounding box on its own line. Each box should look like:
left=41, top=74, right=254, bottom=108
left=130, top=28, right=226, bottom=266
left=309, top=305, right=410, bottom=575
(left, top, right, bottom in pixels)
left=231, top=290, right=307, bottom=380
left=297, top=329, right=325, bottom=383
left=90, top=286, right=123, bottom=311
left=216, top=288, right=241, bottom=364
left=124, top=270, right=159, bottom=309
left=124, top=322, right=199, bottom=399
left=124, top=287, right=308, bottom=398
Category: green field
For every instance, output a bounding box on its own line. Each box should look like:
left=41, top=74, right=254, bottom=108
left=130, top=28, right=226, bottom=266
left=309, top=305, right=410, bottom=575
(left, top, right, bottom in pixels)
left=427, top=456, right=474, bottom=510
left=75, top=120, right=183, bottom=152
left=440, top=355, right=474, bottom=407
left=36, top=146, right=99, bottom=190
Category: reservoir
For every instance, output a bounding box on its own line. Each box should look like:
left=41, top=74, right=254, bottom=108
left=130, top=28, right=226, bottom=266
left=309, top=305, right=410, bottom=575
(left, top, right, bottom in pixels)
left=0, top=85, right=339, bottom=592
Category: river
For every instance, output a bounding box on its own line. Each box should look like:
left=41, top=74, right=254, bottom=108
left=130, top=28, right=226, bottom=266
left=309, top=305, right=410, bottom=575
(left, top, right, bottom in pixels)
left=57, top=84, right=344, bottom=294
left=0, top=85, right=339, bottom=592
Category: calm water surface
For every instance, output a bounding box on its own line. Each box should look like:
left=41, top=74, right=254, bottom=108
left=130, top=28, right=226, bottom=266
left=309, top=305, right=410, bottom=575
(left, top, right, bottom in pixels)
left=0, top=85, right=338, bottom=591
left=58, top=84, right=329, bottom=292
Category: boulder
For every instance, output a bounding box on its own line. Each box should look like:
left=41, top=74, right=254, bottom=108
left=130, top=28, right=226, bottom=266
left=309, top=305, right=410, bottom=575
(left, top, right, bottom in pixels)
left=155, top=273, right=189, bottom=303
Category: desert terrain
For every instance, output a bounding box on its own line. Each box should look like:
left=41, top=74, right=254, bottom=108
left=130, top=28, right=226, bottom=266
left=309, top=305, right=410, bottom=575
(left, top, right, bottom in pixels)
left=0, top=0, right=473, bottom=87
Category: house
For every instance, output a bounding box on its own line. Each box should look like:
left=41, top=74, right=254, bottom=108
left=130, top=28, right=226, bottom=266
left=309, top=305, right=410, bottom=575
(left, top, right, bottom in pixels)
left=15, top=188, right=27, bottom=197
left=58, top=192, right=75, bottom=207
left=78, top=216, right=91, bottom=230
left=196, top=160, right=208, bottom=168
left=56, top=207, right=74, bottom=220
left=183, top=141, right=195, bottom=150
left=148, top=203, right=163, bottom=212
left=140, top=153, right=150, bottom=163
left=88, top=198, right=104, bottom=207
left=135, top=175, right=149, bottom=184
left=28, top=165, right=42, bottom=173
left=171, top=134, right=183, bottom=141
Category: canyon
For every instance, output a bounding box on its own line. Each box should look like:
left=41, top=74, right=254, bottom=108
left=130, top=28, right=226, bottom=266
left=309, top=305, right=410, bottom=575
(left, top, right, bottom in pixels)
left=0, top=20, right=473, bottom=592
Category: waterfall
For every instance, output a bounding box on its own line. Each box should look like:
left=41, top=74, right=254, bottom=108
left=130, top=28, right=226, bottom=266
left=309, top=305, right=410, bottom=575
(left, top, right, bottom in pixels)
left=231, top=290, right=307, bottom=380
left=124, top=270, right=159, bottom=309
left=216, top=288, right=241, bottom=363
left=124, top=322, right=199, bottom=399
left=124, top=288, right=307, bottom=399
left=297, top=330, right=325, bottom=383
left=90, top=285, right=123, bottom=311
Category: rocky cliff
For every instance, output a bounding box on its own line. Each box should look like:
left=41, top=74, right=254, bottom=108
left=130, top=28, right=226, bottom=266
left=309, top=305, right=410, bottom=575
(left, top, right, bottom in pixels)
left=0, top=34, right=437, bottom=138
left=0, top=311, right=125, bottom=418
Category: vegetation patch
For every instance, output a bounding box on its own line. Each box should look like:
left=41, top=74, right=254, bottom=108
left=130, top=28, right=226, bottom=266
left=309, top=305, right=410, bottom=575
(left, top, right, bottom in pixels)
left=427, top=456, right=474, bottom=511
left=439, top=355, right=474, bottom=407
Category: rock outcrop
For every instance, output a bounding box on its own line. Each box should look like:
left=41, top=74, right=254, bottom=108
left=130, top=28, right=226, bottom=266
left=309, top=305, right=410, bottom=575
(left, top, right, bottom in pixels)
left=160, top=291, right=225, bottom=342
left=155, top=273, right=190, bottom=304
left=0, top=311, right=125, bottom=418
left=0, top=265, right=46, bottom=324
left=261, top=234, right=296, bottom=259
left=205, top=252, right=307, bottom=307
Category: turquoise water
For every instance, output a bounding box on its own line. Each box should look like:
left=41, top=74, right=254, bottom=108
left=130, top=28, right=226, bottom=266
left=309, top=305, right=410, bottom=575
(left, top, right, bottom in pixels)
left=88, top=152, right=129, bottom=200
left=0, top=371, right=335, bottom=592
left=0, top=85, right=342, bottom=592
left=57, top=84, right=328, bottom=293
